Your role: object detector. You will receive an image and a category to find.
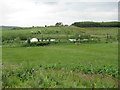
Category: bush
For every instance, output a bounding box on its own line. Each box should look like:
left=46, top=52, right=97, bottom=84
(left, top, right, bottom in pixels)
left=23, top=42, right=50, bottom=47
left=80, top=39, right=99, bottom=44
left=80, top=35, right=91, bottom=39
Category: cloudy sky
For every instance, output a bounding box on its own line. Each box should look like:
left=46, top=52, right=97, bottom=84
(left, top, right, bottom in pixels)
left=0, top=0, right=119, bottom=27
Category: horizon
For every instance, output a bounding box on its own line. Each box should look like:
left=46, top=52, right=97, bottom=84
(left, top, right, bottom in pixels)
left=1, top=20, right=119, bottom=27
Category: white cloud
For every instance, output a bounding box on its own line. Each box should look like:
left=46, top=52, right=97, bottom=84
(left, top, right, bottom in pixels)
left=0, top=0, right=118, bottom=27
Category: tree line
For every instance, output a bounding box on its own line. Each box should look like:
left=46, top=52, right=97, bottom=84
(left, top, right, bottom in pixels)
left=72, top=21, right=120, bottom=27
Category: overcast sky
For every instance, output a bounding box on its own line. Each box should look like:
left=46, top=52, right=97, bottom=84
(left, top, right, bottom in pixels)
left=0, top=0, right=119, bottom=27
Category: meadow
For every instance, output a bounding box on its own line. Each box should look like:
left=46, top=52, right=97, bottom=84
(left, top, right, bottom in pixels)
left=2, top=26, right=118, bottom=88
left=2, top=26, right=118, bottom=42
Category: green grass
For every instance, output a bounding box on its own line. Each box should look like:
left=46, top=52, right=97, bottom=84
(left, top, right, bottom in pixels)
left=2, top=67, right=118, bottom=88
left=3, top=43, right=118, bottom=66
left=2, top=27, right=118, bottom=35
left=2, top=43, right=118, bottom=88
left=2, top=27, right=118, bottom=41
left=2, top=26, right=118, bottom=88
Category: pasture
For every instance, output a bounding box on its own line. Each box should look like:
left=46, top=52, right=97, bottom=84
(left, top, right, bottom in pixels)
left=2, top=27, right=118, bottom=42
left=2, top=26, right=118, bottom=88
left=2, top=43, right=118, bottom=88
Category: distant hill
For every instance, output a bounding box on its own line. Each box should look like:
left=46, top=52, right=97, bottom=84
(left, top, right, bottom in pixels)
left=0, top=26, right=19, bottom=28
left=72, top=21, right=120, bottom=27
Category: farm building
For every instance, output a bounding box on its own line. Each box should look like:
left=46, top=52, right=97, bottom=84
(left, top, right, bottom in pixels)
left=30, top=38, right=55, bottom=42
left=42, top=39, right=49, bottom=41
left=50, top=39, right=55, bottom=41
left=30, top=38, right=38, bottom=42
left=68, top=39, right=77, bottom=41
left=83, top=39, right=89, bottom=40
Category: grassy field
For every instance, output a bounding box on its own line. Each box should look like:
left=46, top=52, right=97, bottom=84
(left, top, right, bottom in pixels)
left=2, top=26, right=118, bottom=88
left=3, top=44, right=118, bottom=66
left=2, top=43, right=118, bottom=88
left=2, top=27, right=118, bottom=35
left=2, top=27, right=118, bottom=41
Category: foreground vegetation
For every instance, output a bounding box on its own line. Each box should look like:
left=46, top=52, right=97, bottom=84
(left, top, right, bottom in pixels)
left=2, top=64, right=118, bottom=88
left=2, top=43, right=118, bottom=88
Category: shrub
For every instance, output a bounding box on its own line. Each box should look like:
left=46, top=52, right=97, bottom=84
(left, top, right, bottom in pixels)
left=80, top=35, right=91, bottom=39
left=23, top=42, right=50, bottom=47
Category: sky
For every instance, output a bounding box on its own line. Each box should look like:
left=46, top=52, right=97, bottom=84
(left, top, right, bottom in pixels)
left=0, top=0, right=119, bottom=27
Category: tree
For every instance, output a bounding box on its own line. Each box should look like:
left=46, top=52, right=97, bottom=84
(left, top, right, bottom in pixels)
left=27, top=39, right=31, bottom=44
left=55, top=22, right=63, bottom=26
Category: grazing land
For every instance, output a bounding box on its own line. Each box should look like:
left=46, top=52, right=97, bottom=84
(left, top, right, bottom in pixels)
left=2, top=26, right=118, bottom=88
